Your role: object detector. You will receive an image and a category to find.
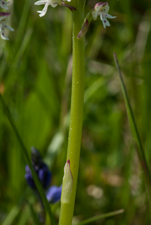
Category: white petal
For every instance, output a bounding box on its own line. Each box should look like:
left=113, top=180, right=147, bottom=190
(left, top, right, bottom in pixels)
left=95, top=3, right=109, bottom=14
left=106, top=14, right=116, bottom=19
left=6, top=24, right=14, bottom=31
left=43, top=3, right=49, bottom=12
left=102, top=3, right=109, bottom=13
left=38, top=11, right=46, bottom=17
left=38, top=3, right=49, bottom=16
left=34, top=1, right=46, bottom=5
left=0, top=1, right=8, bottom=10
left=95, top=3, right=105, bottom=13
left=1, top=33, right=9, bottom=40
left=39, top=13, right=45, bottom=17
left=105, top=19, right=110, bottom=27
left=0, top=16, right=7, bottom=21
left=1, top=27, right=9, bottom=40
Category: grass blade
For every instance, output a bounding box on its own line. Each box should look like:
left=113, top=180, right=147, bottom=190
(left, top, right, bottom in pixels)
left=2, top=205, right=20, bottom=225
left=0, top=94, right=56, bottom=225
left=76, top=209, right=124, bottom=225
left=113, top=53, right=151, bottom=197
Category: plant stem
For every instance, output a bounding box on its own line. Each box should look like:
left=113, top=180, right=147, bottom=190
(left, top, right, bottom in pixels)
left=59, top=1, right=85, bottom=224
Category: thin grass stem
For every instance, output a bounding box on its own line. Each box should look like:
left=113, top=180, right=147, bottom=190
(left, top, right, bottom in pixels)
left=76, top=209, right=124, bottom=225
left=113, top=53, right=151, bottom=199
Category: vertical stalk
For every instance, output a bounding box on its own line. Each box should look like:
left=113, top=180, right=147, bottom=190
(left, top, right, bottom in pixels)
left=59, top=0, right=85, bottom=225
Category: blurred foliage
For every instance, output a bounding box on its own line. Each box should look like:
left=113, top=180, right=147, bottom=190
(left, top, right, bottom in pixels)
left=1, top=0, right=151, bottom=224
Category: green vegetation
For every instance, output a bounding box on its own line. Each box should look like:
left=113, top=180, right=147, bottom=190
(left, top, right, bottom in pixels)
left=1, top=0, right=151, bottom=224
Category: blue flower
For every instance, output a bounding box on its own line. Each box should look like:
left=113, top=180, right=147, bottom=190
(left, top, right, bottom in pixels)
left=25, top=147, right=52, bottom=190
left=25, top=163, right=52, bottom=190
left=25, top=147, right=62, bottom=203
left=46, top=186, right=62, bottom=203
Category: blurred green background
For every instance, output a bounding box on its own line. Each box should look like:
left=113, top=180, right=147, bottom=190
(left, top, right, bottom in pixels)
left=1, top=0, right=151, bottom=224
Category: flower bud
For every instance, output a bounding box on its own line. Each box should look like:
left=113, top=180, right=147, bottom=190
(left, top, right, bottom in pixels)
left=77, top=19, right=89, bottom=39
left=25, top=147, right=51, bottom=190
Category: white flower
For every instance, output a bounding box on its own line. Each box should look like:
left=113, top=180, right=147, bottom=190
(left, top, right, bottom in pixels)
left=0, top=0, right=10, bottom=10
left=92, top=2, right=116, bottom=28
left=0, top=17, right=14, bottom=40
left=35, top=0, right=71, bottom=17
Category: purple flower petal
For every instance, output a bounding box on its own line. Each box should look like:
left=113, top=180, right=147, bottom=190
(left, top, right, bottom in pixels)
left=25, top=162, right=52, bottom=190
left=38, top=166, right=52, bottom=189
left=46, top=186, right=62, bottom=203
left=25, top=165, right=31, bottom=173
left=25, top=173, right=36, bottom=189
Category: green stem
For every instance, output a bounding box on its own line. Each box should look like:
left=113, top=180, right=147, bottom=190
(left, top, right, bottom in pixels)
left=59, top=1, right=85, bottom=225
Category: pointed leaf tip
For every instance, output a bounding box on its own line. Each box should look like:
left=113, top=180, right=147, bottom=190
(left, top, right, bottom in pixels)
left=61, top=160, right=73, bottom=203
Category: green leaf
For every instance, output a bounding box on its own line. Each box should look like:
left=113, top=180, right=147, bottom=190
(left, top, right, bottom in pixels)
left=0, top=94, right=56, bottom=225
left=113, top=53, right=151, bottom=198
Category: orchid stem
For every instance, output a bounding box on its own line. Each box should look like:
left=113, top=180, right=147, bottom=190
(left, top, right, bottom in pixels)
left=59, top=0, right=85, bottom=225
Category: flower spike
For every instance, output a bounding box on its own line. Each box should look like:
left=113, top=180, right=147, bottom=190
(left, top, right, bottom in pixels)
left=0, top=0, right=11, bottom=10
left=92, top=2, right=116, bottom=28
